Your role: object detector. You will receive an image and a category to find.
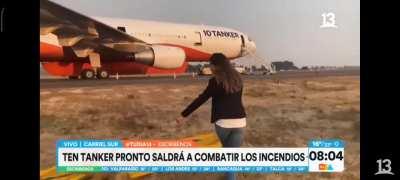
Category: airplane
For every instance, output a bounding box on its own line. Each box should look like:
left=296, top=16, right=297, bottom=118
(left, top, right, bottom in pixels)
left=40, top=0, right=257, bottom=79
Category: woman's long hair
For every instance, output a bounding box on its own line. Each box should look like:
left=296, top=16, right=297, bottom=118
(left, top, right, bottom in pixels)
left=210, top=53, right=243, bottom=93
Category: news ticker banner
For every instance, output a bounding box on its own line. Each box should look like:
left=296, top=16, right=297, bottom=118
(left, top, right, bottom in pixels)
left=56, top=139, right=344, bottom=173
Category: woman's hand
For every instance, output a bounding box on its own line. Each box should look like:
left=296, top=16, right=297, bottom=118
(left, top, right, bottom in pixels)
left=176, top=116, right=187, bottom=127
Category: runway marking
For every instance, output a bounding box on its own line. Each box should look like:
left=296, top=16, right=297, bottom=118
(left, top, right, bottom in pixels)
left=169, top=88, right=181, bottom=93
left=138, top=90, right=149, bottom=94
left=47, top=97, right=66, bottom=103
left=58, top=89, right=84, bottom=94
left=40, top=91, right=51, bottom=95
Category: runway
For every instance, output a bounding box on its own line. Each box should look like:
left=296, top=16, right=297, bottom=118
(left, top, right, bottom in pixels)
left=40, top=69, right=359, bottom=89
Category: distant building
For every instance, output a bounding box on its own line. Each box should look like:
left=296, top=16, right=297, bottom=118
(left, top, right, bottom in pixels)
left=271, top=60, right=298, bottom=71
left=301, top=66, right=309, bottom=70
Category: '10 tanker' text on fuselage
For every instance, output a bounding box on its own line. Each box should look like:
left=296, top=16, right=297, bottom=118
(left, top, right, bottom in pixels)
left=202, top=30, right=240, bottom=39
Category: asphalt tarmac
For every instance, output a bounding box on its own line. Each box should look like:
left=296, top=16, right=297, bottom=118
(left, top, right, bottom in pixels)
left=40, top=69, right=359, bottom=89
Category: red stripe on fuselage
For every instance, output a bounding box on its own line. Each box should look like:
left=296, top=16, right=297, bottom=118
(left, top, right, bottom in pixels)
left=40, top=42, right=64, bottom=61
left=40, top=42, right=218, bottom=77
left=40, top=42, right=214, bottom=62
left=41, top=61, right=188, bottom=77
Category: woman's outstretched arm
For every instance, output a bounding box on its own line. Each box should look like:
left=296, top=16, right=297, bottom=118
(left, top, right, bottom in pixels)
left=181, top=78, right=217, bottom=117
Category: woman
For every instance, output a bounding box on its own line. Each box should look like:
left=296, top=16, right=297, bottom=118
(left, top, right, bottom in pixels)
left=177, top=53, right=246, bottom=180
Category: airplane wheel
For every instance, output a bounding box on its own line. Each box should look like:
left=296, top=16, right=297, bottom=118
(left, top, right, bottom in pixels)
left=81, top=69, right=95, bottom=79
left=97, top=69, right=109, bottom=79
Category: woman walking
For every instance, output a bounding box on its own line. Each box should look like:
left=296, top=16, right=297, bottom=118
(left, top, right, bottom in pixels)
left=177, top=53, right=246, bottom=180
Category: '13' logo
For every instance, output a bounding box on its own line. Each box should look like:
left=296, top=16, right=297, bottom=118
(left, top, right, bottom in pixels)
left=375, top=159, right=395, bottom=175
left=320, top=12, right=338, bottom=29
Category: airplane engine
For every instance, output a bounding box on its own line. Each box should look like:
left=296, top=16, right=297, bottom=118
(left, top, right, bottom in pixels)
left=134, top=45, right=186, bottom=69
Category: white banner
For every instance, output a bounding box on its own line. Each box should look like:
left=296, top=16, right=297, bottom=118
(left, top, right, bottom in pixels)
left=58, top=148, right=308, bottom=167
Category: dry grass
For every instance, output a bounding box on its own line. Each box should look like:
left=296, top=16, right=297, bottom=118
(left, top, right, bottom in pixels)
left=40, top=75, right=360, bottom=179
left=304, top=81, right=347, bottom=91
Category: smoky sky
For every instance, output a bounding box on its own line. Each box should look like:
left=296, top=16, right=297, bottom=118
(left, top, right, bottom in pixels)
left=52, top=0, right=360, bottom=67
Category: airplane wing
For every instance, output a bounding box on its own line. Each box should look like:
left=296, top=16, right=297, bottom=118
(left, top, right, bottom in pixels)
left=40, top=0, right=150, bottom=58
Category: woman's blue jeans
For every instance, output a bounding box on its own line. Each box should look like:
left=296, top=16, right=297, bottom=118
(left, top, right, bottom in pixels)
left=215, top=124, right=244, bottom=180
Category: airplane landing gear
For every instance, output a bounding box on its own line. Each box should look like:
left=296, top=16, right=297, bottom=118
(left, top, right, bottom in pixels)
left=88, top=52, right=103, bottom=79
left=97, top=69, right=109, bottom=79
left=81, top=69, right=95, bottom=79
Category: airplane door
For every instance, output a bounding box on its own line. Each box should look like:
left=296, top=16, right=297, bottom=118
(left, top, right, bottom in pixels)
left=194, top=32, right=202, bottom=46
left=240, top=35, right=245, bottom=47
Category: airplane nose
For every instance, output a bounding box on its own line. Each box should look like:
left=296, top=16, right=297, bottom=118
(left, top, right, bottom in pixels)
left=249, top=41, right=256, bottom=54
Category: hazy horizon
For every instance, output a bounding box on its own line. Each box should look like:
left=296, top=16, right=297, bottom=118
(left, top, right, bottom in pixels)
left=51, top=0, right=360, bottom=67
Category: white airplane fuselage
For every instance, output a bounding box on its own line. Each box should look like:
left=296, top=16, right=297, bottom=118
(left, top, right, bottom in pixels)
left=96, top=17, right=256, bottom=60
left=40, top=17, right=257, bottom=77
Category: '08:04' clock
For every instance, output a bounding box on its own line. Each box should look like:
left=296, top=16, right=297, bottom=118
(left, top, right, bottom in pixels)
left=308, top=139, right=344, bottom=172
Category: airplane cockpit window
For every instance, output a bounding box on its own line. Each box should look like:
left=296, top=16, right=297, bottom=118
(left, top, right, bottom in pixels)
left=117, top=26, right=126, bottom=32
